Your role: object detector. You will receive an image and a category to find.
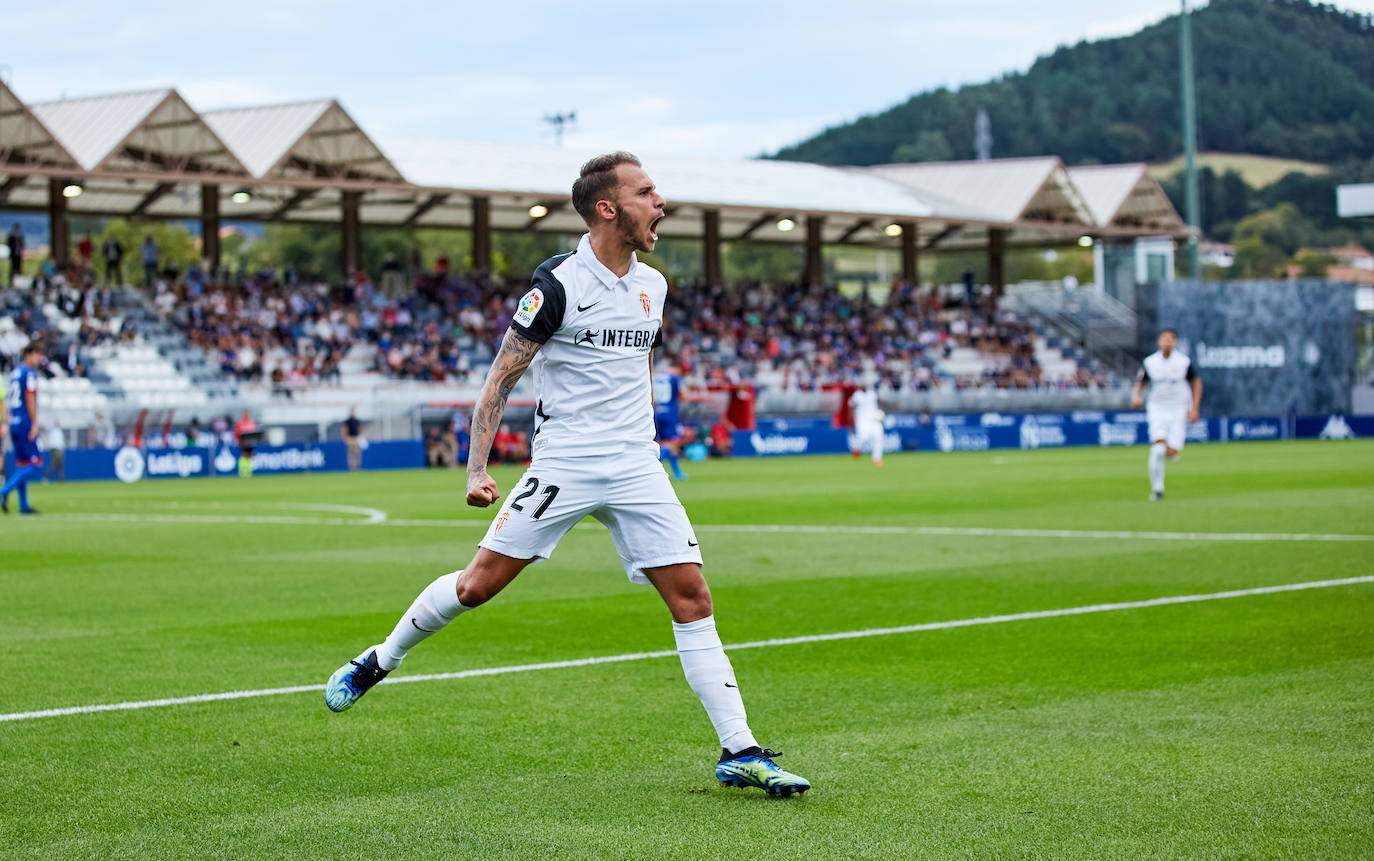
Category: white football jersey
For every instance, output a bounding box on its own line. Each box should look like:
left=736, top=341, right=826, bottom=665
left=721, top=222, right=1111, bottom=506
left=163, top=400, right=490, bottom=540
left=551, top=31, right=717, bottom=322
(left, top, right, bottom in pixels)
left=1141, top=349, right=1196, bottom=412
left=511, top=233, right=665, bottom=459
left=851, top=390, right=881, bottom=427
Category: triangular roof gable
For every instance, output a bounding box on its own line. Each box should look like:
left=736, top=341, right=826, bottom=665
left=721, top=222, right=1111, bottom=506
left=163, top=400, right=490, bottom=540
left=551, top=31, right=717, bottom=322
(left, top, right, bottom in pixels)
left=205, top=99, right=404, bottom=182
left=0, top=79, right=79, bottom=168
left=202, top=100, right=332, bottom=178
left=32, top=89, right=169, bottom=170
left=31, top=88, right=248, bottom=175
left=387, top=138, right=937, bottom=219
left=1068, top=164, right=1184, bottom=230
left=865, top=157, right=1092, bottom=225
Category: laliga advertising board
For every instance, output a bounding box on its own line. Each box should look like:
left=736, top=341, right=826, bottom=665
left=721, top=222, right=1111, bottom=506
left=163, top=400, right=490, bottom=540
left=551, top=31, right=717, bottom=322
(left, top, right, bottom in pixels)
left=73, top=440, right=422, bottom=483
left=1136, top=280, right=1357, bottom=416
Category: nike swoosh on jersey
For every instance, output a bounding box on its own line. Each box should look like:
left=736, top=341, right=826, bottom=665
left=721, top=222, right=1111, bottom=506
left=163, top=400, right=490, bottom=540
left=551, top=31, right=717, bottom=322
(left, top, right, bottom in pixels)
left=576, top=301, right=601, bottom=312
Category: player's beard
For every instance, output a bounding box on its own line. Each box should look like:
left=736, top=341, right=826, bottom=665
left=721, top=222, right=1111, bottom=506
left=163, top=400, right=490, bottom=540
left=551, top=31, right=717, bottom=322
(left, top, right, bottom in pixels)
left=615, top=206, right=654, bottom=253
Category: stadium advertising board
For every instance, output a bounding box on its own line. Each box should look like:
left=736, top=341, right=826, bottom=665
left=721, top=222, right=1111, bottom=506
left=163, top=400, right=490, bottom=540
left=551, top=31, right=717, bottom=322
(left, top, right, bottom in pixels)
left=1136, top=280, right=1357, bottom=416
left=22, top=440, right=424, bottom=483
left=7, top=416, right=1371, bottom=479
left=729, top=412, right=1373, bottom=457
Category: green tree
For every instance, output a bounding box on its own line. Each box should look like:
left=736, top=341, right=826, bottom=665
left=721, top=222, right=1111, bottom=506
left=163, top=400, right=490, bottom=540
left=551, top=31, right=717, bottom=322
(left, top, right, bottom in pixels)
left=1294, top=250, right=1338, bottom=277
left=493, top=232, right=565, bottom=279
left=722, top=242, right=804, bottom=282
left=774, top=0, right=1374, bottom=167
left=94, top=219, right=200, bottom=286
left=1232, top=203, right=1311, bottom=257
left=891, top=130, right=954, bottom=163
left=1231, top=236, right=1287, bottom=277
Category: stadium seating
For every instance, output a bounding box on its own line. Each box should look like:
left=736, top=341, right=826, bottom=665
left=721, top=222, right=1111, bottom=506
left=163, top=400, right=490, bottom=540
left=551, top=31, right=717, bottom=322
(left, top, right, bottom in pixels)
left=5, top=271, right=1126, bottom=434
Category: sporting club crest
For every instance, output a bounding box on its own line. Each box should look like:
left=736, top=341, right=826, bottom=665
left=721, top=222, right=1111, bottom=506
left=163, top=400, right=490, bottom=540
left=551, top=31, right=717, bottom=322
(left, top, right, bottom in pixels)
left=639, top=291, right=651, bottom=318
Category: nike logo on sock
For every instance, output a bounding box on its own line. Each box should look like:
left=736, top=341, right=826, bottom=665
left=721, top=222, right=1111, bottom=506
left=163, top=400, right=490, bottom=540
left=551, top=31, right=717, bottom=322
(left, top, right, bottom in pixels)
left=687, top=539, right=699, bottom=547
left=577, top=301, right=601, bottom=312
left=411, top=618, right=435, bottom=633
left=724, top=683, right=737, bottom=688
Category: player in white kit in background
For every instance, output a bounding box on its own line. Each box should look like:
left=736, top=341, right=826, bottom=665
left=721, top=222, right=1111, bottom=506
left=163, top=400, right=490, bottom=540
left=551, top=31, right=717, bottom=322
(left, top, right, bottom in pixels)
left=323, top=152, right=809, bottom=797
left=1130, top=328, right=1202, bottom=501
left=849, top=382, right=888, bottom=466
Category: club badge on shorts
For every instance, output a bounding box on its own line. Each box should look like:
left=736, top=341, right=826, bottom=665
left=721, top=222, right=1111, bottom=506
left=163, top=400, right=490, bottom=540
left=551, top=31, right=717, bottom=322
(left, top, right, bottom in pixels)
left=639, top=290, right=650, bottom=318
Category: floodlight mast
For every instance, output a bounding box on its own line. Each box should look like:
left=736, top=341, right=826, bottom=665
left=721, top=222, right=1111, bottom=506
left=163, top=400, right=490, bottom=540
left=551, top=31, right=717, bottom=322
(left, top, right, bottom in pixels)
left=1180, top=0, right=1201, bottom=277
left=543, top=111, right=577, bottom=146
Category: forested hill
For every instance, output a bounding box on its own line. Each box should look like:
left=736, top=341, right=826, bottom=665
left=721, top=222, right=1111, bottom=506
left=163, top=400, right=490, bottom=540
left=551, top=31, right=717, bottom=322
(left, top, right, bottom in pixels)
left=772, top=0, right=1374, bottom=167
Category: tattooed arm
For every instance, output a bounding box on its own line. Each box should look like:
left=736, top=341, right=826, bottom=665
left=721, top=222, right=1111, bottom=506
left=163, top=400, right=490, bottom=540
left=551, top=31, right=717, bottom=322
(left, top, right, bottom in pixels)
left=466, top=328, right=542, bottom=507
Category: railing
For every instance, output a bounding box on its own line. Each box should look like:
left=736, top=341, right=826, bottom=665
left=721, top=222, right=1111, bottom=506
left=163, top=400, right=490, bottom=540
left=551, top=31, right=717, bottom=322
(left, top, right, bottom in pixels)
left=1004, top=282, right=1141, bottom=377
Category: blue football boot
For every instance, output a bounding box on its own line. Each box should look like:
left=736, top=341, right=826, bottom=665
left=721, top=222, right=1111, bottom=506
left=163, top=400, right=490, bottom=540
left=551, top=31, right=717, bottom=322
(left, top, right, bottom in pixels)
left=715, top=747, right=811, bottom=797
left=324, top=649, right=390, bottom=712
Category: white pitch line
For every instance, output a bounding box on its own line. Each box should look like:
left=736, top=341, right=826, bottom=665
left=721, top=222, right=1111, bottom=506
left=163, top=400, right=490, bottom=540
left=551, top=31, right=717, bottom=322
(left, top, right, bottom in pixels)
left=47, top=512, right=378, bottom=527
left=3, top=574, right=1371, bottom=725
left=697, top=524, right=1374, bottom=543
left=46, top=511, right=1374, bottom=544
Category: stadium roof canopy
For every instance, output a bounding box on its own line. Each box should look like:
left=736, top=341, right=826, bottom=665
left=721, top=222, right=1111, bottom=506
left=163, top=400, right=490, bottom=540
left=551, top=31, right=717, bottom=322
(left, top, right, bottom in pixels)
left=200, top=99, right=407, bottom=223
left=0, top=84, right=1193, bottom=283
left=30, top=89, right=248, bottom=176
left=859, top=157, right=1108, bottom=251
left=382, top=139, right=941, bottom=246
left=6, top=88, right=251, bottom=222
left=1067, top=163, right=1186, bottom=231
left=0, top=79, right=78, bottom=172
left=202, top=99, right=404, bottom=182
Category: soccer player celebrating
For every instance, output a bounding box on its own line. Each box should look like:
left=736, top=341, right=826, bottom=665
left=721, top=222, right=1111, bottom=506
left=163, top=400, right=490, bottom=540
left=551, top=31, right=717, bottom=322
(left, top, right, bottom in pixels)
left=2, top=342, right=44, bottom=515
left=849, top=380, right=888, bottom=467
left=1130, top=328, right=1201, bottom=501
left=653, top=360, right=688, bottom=480
left=325, top=153, right=809, bottom=797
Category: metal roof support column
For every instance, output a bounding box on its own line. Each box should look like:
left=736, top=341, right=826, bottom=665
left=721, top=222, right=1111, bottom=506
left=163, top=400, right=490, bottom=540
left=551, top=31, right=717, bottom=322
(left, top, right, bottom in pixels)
left=703, top=209, right=722, bottom=286
left=900, top=222, right=918, bottom=286
left=804, top=215, right=824, bottom=288
left=341, top=190, right=362, bottom=283
left=48, top=178, right=70, bottom=270
left=987, top=227, right=1007, bottom=297
left=471, top=196, right=491, bottom=273
left=200, top=184, right=221, bottom=275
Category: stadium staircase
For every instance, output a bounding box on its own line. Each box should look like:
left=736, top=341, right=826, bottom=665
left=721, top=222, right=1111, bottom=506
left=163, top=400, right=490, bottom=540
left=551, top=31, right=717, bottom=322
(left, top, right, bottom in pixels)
left=1003, top=282, right=1141, bottom=378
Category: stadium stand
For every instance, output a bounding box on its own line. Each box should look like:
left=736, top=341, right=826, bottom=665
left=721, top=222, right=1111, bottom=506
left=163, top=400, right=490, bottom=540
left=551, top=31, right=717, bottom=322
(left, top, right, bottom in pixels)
left=5, top=260, right=1123, bottom=441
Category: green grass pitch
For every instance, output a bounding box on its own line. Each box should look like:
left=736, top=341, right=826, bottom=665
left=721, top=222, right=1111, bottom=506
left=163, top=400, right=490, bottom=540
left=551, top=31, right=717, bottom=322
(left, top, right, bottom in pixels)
left=2, top=440, right=1372, bottom=858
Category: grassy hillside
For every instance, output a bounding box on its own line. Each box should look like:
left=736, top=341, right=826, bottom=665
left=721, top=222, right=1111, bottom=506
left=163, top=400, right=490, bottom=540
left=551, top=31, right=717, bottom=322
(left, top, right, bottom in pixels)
left=1148, top=152, right=1328, bottom=188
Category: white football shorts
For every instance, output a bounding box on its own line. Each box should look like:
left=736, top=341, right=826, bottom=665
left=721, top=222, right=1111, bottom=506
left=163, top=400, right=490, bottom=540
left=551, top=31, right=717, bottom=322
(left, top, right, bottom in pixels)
left=851, top=420, right=885, bottom=452
left=1147, top=406, right=1188, bottom=451
left=478, top=451, right=702, bottom=584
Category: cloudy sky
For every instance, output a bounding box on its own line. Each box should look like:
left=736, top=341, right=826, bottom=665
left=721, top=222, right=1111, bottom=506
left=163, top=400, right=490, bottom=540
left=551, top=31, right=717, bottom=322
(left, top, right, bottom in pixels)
left=6, top=1, right=1373, bottom=163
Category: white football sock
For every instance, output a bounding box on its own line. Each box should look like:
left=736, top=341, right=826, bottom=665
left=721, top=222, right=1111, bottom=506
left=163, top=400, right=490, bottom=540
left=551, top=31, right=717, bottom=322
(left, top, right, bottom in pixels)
left=1149, top=443, right=1166, bottom=494
left=872, top=429, right=884, bottom=464
left=374, top=570, right=471, bottom=670
left=673, top=615, right=758, bottom=754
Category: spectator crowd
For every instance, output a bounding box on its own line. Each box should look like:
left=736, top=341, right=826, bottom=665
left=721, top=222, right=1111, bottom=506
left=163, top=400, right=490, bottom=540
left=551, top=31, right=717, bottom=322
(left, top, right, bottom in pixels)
left=152, top=264, right=1115, bottom=396
left=6, top=222, right=1116, bottom=402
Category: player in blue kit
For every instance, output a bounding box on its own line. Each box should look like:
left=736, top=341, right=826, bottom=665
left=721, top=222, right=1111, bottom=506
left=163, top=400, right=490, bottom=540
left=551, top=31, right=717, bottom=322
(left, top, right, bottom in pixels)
left=3, top=343, right=45, bottom=515
left=653, top=362, right=688, bottom=480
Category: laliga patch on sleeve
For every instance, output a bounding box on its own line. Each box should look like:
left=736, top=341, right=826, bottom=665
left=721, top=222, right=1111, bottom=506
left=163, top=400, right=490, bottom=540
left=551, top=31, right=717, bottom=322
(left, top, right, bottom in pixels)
left=513, top=287, right=544, bottom=327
